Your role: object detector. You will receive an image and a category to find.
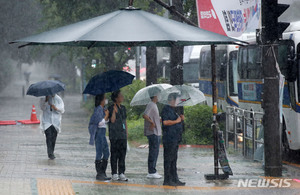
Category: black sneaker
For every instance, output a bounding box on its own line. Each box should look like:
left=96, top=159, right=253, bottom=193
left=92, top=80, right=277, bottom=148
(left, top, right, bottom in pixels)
left=49, top=154, right=56, bottom=160
left=163, top=181, right=177, bottom=186
left=175, top=180, right=186, bottom=186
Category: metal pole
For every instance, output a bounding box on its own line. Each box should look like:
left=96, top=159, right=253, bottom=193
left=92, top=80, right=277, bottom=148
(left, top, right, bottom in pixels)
left=261, top=0, right=282, bottom=176
left=136, top=46, right=140, bottom=80
left=211, top=44, right=219, bottom=176
left=225, top=107, right=229, bottom=148
left=262, top=45, right=281, bottom=176
left=252, top=112, right=256, bottom=159
left=233, top=112, right=237, bottom=150
left=242, top=112, right=246, bottom=156
left=82, top=62, right=87, bottom=102
left=153, top=0, right=197, bottom=26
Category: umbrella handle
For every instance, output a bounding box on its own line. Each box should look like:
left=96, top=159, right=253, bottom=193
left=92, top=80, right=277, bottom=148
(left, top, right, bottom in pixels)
left=177, top=97, right=191, bottom=105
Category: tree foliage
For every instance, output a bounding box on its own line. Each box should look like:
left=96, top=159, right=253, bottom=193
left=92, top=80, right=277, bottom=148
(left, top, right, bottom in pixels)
left=0, top=0, right=41, bottom=91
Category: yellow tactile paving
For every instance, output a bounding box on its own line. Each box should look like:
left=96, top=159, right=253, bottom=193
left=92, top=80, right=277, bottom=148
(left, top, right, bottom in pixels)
left=35, top=178, right=300, bottom=194
left=72, top=179, right=300, bottom=190
left=37, top=178, right=75, bottom=195
left=283, top=160, right=300, bottom=169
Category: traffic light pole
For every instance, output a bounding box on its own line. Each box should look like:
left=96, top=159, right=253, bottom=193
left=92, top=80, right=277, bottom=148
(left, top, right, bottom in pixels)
left=261, top=0, right=289, bottom=177
left=262, top=45, right=282, bottom=176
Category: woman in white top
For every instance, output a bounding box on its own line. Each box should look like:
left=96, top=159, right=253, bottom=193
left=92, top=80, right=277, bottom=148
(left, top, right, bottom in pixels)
left=40, top=94, right=65, bottom=160
left=88, top=94, right=110, bottom=180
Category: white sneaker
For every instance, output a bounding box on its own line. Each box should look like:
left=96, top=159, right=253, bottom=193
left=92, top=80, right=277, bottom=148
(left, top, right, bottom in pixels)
left=112, top=174, right=119, bottom=181
left=147, top=172, right=162, bottom=179
left=119, top=173, right=128, bottom=181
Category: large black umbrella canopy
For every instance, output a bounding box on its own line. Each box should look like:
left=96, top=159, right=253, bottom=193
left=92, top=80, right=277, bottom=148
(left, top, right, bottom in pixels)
left=10, top=7, right=244, bottom=48
left=83, top=70, right=135, bottom=95
left=26, top=80, right=65, bottom=97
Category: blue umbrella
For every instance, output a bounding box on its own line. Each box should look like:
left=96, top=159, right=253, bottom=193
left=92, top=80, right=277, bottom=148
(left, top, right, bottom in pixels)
left=26, top=80, right=65, bottom=97
left=83, top=70, right=135, bottom=95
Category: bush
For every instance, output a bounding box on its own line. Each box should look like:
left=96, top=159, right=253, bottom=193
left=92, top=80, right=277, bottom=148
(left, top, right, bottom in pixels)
left=121, top=80, right=146, bottom=120
left=127, top=118, right=147, bottom=144
left=182, top=105, right=214, bottom=145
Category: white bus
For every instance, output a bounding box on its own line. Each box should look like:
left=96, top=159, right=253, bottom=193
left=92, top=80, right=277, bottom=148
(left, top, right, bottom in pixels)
left=237, top=22, right=300, bottom=154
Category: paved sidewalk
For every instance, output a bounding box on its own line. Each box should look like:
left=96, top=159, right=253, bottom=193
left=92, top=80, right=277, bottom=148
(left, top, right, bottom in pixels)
left=1, top=67, right=300, bottom=194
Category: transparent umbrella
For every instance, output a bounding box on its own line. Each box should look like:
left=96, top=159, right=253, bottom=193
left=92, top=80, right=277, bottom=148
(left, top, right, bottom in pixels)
left=159, top=85, right=206, bottom=106
left=130, top=84, right=172, bottom=106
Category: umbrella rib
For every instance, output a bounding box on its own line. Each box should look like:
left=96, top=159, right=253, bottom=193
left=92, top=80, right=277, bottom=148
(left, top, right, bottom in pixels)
left=87, top=41, right=97, bottom=49
left=18, top=43, right=33, bottom=48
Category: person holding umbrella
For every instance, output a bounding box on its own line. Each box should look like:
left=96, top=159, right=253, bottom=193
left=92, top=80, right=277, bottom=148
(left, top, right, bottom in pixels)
left=26, top=80, right=65, bottom=160
left=39, top=93, right=65, bottom=160
left=82, top=71, right=134, bottom=181
left=108, top=90, right=128, bottom=181
left=161, top=93, right=185, bottom=186
left=143, top=87, right=162, bottom=179
left=130, top=84, right=172, bottom=179
left=88, top=94, right=111, bottom=181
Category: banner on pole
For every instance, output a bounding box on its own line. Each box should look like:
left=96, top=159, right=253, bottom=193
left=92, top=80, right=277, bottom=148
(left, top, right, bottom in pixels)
left=196, top=0, right=261, bottom=37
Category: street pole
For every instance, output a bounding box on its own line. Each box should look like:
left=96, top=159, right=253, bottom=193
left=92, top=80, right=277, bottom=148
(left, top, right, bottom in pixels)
left=81, top=60, right=87, bottom=102
left=262, top=45, right=281, bottom=176
left=211, top=44, right=219, bottom=176
left=146, top=46, right=157, bottom=86
left=136, top=46, right=140, bottom=80
left=261, top=0, right=289, bottom=177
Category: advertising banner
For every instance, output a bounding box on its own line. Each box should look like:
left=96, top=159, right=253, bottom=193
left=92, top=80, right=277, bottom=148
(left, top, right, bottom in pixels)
left=196, top=0, right=261, bottom=37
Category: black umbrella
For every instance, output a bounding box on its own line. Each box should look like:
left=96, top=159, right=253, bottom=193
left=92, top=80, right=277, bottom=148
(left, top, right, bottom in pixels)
left=27, top=80, right=65, bottom=97
left=83, top=70, right=135, bottom=95
left=10, top=7, right=244, bottom=48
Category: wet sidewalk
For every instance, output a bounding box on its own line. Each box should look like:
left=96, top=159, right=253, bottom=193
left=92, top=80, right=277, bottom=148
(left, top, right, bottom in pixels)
left=1, top=71, right=300, bottom=194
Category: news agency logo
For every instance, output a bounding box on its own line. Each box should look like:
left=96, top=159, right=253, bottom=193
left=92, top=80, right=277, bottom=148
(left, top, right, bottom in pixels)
left=237, top=178, right=292, bottom=188
left=200, top=9, right=217, bottom=19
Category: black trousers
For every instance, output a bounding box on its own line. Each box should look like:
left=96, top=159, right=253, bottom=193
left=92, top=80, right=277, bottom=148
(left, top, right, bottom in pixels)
left=163, top=142, right=179, bottom=183
left=110, top=139, right=127, bottom=175
left=45, top=125, right=57, bottom=157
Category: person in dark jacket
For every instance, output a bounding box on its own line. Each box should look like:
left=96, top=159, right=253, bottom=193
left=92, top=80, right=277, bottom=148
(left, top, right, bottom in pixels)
left=108, top=90, right=128, bottom=181
left=161, top=93, right=185, bottom=186
left=88, top=94, right=110, bottom=180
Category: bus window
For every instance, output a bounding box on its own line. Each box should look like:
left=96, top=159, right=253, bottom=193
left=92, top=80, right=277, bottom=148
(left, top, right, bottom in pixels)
left=238, top=47, right=247, bottom=79
left=199, top=49, right=211, bottom=79
left=238, top=46, right=262, bottom=80
left=183, top=63, right=199, bottom=83
left=247, top=47, right=262, bottom=79
left=229, top=51, right=238, bottom=95
left=278, top=44, right=289, bottom=77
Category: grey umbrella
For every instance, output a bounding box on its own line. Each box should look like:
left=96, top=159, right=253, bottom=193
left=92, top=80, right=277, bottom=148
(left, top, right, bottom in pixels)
left=10, top=7, right=244, bottom=48
left=11, top=5, right=243, bottom=180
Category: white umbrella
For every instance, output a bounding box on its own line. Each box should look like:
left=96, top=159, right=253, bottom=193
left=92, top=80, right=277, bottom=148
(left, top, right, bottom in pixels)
left=159, top=85, right=206, bottom=106
left=130, top=84, right=172, bottom=106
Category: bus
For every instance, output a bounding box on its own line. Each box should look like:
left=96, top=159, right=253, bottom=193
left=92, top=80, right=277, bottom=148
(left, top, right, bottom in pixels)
left=198, top=45, right=239, bottom=110
left=237, top=22, right=300, bottom=154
